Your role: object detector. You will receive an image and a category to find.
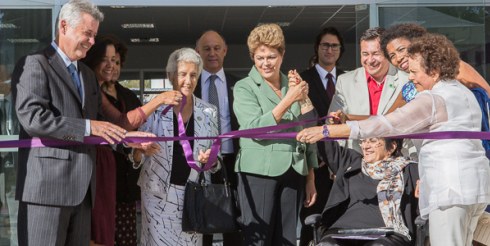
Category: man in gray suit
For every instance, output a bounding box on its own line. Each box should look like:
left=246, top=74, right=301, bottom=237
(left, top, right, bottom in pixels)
left=12, top=0, right=127, bottom=245
left=328, top=27, right=410, bottom=154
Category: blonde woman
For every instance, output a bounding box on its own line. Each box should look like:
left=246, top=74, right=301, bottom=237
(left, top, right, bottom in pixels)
left=233, top=23, right=318, bottom=245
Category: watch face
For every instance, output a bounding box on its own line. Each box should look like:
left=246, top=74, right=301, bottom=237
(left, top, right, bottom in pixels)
left=402, top=81, right=417, bottom=102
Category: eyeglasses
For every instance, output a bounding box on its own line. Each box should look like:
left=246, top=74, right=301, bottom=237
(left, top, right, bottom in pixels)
left=254, top=55, right=278, bottom=64
left=319, top=42, right=341, bottom=51
left=359, top=138, right=383, bottom=147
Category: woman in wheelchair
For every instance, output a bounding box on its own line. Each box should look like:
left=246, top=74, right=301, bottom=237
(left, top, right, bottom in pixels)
left=298, top=33, right=490, bottom=246
left=313, top=138, right=418, bottom=246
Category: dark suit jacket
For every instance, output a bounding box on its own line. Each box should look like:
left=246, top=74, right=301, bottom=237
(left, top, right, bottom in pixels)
left=195, top=72, right=240, bottom=153
left=12, top=45, right=101, bottom=206
left=301, top=66, right=345, bottom=119
left=300, top=66, right=344, bottom=162
left=106, top=82, right=142, bottom=203
left=319, top=141, right=419, bottom=239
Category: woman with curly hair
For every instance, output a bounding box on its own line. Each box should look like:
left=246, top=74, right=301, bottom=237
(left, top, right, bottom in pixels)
left=381, top=23, right=490, bottom=97
left=298, top=33, right=490, bottom=246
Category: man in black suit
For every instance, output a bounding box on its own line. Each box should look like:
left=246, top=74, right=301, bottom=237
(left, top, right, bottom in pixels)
left=299, top=26, right=345, bottom=246
left=195, top=30, right=242, bottom=245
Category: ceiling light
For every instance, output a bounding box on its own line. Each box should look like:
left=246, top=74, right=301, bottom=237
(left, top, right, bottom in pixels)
left=7, top=38, right=39, bottom=43
left=0, top=23, right=17, bottom=29
left=122, top=23, right=154, bottom=29
left=130, top=38, right=159, bottom=43
left=275, top=22, right=290, bottom=27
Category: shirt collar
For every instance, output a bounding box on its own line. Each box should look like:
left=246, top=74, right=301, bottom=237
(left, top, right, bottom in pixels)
left=315, top=64, right=337, bottom=79
left=202, top=68, right=225, bottom=84
left=365, top=70, right=386, bottom=85
left=51, top=41, right=77, bottom=70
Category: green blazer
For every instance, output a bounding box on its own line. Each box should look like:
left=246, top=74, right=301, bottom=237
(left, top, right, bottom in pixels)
left=233, top=66, right=318, bottom=177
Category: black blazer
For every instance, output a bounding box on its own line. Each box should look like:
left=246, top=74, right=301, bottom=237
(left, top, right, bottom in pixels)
left=301, top=66, right=344, bottom=163
left=300, top=66, right=345, bottom=119
left=319, top=141, right=419, bottom=241
left=106, top=82, right=143, bottom=202
left=195, top=72, right=240, bottom=153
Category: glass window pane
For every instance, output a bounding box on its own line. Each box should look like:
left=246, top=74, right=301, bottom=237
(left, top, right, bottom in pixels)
left=143, top=71, right=171, bottom=91
left=379, top=6, right=487, bottom=78
left=0, top=8, right=52, bottom=246
left=118, top=71, right=142, bottom=101
left=486, top=6, right=489, bottom=81
left=141, top=71, right=170, bottom=104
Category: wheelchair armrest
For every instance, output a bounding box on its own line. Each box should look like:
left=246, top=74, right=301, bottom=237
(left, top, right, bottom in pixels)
left=305, top=214, right=323, bottom=245
left=337, top=227, right=395, bottom=235
left=305, top=213, right=322, bottom=227
left=415, top=215, right=427, bottom=227
left=415, top=215, right=429, bottom=246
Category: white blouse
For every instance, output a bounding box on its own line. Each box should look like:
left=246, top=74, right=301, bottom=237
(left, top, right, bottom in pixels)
left=347, top=80, right=490, bottom=218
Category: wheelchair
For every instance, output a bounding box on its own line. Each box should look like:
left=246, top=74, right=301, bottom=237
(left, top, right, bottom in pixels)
left=305, top=211, right=490, bottom=246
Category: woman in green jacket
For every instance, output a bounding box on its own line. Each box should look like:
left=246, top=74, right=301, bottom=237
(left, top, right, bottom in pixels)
left=233, top=23, right=318, bottom=246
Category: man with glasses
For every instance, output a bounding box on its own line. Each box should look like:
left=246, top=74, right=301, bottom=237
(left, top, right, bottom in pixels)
left=299, top=27, right=345, bottom=246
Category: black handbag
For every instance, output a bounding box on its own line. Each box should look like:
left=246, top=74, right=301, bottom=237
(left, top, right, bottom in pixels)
left=181, top=159, right=239, bottom=234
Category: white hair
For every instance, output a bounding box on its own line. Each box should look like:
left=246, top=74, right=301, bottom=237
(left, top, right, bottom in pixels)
left=166, top=48, right=203, bottom=79
left=57, top=0, right=104, bottom=34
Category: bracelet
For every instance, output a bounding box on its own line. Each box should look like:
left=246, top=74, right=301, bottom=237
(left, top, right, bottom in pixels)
left=128, top=149, right=145, bottom=169
left=322, top=124, right=330, bottom=138
left=300, top=98, right=313, bottom=108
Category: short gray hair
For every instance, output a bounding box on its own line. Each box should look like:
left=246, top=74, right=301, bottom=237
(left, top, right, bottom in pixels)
left=166, top=48, right=203, bottom=79
left=58, top=0, right=104, bottom=32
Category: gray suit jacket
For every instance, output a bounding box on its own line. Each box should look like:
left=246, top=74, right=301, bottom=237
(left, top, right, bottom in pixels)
left=328, top=64, right=409, bottom=153
left=329, top=64, right=408, bottom=115
left=12, top=45, right=100, bottom=206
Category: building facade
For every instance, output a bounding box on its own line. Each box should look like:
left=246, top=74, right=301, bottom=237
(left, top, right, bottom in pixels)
left=0, top=0, right=489, bottom=244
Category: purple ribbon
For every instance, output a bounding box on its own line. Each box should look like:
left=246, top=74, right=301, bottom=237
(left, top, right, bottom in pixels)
left=8, top=130, right=490, bottom=150
left=8, top=106, right=490, bottom=171
left=175, top=95, right=220, bottom=172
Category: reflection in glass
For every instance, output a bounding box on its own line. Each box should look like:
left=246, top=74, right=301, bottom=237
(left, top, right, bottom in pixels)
left=0, top=8, right=51, bottom=246
left=379, top=6, right=486, bottom=78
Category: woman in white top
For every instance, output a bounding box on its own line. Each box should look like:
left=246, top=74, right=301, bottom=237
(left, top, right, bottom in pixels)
left=297, top=33, right=490, bottom=246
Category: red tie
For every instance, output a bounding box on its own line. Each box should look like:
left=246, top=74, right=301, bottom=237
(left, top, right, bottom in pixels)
left=326, top=73, right=335, bottom=100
